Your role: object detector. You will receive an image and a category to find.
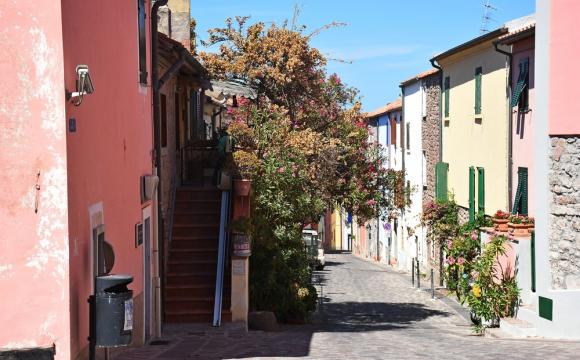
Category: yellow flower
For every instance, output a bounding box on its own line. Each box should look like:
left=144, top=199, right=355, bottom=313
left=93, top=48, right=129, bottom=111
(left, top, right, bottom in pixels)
left=472, top=284, right=482, bottom=298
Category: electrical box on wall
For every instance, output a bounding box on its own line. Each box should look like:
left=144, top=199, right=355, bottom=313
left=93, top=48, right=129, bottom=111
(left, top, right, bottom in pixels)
left=140, top=175, right=159, bottom=204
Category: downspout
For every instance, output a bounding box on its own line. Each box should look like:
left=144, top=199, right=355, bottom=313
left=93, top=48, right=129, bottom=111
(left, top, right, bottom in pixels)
left=429, top=59, right=443, bottom=162
left=151, top=0, right=168, bottom=338
left=494, top=41, right=513, bottom=212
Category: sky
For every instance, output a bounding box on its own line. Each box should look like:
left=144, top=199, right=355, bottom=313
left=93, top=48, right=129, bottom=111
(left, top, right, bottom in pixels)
left=191, top=0, right=535, bottom=112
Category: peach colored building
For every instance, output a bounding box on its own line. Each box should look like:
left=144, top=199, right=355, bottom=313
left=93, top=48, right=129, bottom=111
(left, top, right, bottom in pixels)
left=1, top=0, right=157, bottom=358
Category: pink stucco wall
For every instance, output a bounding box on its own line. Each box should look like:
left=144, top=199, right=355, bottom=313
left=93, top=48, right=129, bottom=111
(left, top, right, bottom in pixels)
left=511, top=36, right=535, bottom=216
left=0, top=1, right=71, bottom=357
left=61, top=0, right=153, bottom=357
left=549, top=0, right=580, bottom=135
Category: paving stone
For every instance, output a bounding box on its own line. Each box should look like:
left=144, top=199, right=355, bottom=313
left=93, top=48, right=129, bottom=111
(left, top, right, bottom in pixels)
left=114, top=254, right=580, bottom=359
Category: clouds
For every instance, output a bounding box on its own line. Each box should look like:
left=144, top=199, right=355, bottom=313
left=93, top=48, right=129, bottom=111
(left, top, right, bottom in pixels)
left=323, top=44, right=421, bottom=62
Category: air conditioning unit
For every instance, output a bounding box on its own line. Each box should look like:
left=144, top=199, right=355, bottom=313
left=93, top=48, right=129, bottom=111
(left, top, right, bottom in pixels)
left=140, top=175, right=159, bottom=204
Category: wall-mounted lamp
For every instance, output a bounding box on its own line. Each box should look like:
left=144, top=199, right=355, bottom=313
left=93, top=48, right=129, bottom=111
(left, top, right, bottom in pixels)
left=66, top=65, right=94, bottom=106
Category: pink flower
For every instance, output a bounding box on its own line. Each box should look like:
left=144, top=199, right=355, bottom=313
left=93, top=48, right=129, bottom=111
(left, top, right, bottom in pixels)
left=446, top=256, right=456, bottom=265
left=447, top=240, right=453, bottom=248
left=471, top=271, right=480, bottom=280
left=366, top=199, right=376, bottom=206
left=277, top=167, right=286, bottom=173
left=470, top=232, right=478, bottom=241
left=457, top=257, right=466, bottom=265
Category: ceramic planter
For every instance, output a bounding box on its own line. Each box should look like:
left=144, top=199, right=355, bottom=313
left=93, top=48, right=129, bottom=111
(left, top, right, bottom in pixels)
left=233, top=179, right=252, bottom=196
left=493, top=218, right=509, bottom=232
left=508, top=223, right=528, bottom=236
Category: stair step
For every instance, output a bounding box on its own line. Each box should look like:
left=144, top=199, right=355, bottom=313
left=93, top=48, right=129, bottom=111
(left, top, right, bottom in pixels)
left=166, top=284, right=231, bottom=298
left=170, top=238, right=218, bottom=250
left=500, top=317, right=537, bottom=338
left=169, top=249, right=217, bottom=261
left=165, top=297, right=231, bottom=310
left=174, top=213, right=221, bottom=224
left=176, top=189, right=221, bottom=201
left=164, top=310, right=232, bottom=323
left=175, top=200, right=220, bottom=212
left=167, top=260, right=217, bottom=273
left=166, top=272, right=216, bottom=286
left=172, top=224, right=220, bottom=237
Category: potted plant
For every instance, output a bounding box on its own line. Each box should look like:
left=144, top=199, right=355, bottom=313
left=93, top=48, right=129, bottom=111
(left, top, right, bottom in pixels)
left=230, top=150, right=259, bottom=196
left=492, top=210, right=510, bottom=232
left=508, top=214, right=528, bottom=236
left=523, top=216, right=535, bottom=234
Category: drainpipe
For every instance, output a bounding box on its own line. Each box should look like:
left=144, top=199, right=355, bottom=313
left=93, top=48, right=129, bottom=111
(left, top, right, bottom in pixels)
left=429, top=59, right=443, bottom=163
left=151, top=0, right=168, bottom=338
left=494, top=41, right=513, bottom=212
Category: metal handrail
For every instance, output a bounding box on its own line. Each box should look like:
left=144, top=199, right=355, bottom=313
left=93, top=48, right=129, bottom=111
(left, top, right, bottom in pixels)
left=180, top=141, right=218, bottom=184
left=212, top=190, right=230, bottom=326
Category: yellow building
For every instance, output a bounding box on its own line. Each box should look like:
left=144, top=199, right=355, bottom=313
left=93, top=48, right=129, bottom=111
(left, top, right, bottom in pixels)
left=431, top=28, right=510, bottom=219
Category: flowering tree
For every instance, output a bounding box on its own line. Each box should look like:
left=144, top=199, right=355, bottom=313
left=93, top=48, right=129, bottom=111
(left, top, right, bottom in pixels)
left=200, top=17, right=408, bottom=320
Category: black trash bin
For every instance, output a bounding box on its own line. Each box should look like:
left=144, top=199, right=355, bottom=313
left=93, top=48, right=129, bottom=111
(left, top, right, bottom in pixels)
left=94, top=275, right=133, bottom=347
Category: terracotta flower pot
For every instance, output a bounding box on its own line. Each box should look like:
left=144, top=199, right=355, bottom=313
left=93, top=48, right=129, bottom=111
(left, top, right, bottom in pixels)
left=526, top=224, right=535, bottom=234
left=233, top=179, right=252, bottom=196
left=493, top=218, right=509, bottom=232
left=509, top=223, right=528, bottom=236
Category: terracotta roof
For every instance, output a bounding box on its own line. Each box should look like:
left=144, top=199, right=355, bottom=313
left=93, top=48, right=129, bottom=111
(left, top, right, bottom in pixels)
left=498, top=23, right=536, bottom=44
left=366, top=98, right=402, bottom=118
left=400, top=68, right=440, bottom=86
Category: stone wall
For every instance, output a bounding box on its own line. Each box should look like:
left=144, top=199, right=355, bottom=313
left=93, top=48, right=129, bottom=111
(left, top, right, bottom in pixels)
left=422, top=73, right=441, bottom=206
left=549, top=136, right=580, bottom=289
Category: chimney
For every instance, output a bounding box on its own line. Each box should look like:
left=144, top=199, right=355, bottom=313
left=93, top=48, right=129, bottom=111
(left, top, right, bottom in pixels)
left=165, top=0, right=191, bottom=49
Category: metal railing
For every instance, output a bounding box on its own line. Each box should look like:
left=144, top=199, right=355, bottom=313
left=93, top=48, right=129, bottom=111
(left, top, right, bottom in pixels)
left=180, top=140, right=217, bottom=185
left=213, top=189, right=232, bottom=327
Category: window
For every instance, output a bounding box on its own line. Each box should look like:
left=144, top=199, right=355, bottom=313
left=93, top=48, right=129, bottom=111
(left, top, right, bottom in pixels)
left=400, top=117, right=404, bottom=149
left=474, top=67, right=482, bottom=115
left=137, top=0, right=147, bottom=84
left=512, top=167, right=528, bottom=215
left=444, top=76, right=450, bottom=118
left=406, top=122, right=410, bottom=150
left=160, top=94, right=167, bottom=148
left=390, top=117, right=397, bottom=147
left=512, top=57, right=530, bottom=111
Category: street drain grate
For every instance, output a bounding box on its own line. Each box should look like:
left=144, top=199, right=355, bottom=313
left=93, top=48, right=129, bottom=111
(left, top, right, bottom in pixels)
left=149, top=340, right=170, bottom=346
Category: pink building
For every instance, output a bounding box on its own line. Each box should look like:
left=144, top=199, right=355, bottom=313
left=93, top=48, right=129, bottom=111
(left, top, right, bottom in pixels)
left=1, top=0, right=157, bottom=358
left=498, top=23, right=536, bottom=217
left=501, top=0, right=580, bottom=340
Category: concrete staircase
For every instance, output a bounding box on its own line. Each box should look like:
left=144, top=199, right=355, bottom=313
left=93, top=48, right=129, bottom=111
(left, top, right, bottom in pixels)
left=499, top=303, right=538, bottom=338
left=164, top=186, right=231, bottom=323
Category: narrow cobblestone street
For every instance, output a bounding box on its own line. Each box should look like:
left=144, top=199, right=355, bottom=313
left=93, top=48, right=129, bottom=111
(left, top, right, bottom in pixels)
left=115, top=254, right=580, bottom=360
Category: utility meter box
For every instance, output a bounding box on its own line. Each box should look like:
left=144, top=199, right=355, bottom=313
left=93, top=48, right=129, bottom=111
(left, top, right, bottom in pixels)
left=94, top=275, right=133, bottom=347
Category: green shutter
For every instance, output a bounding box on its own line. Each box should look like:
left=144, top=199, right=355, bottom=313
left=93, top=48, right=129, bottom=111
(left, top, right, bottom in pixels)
left=511, top=58, right=529, bottom=108
left=512, top=167, right=528, bottom=215
left=477, top=167, right=485, bottom=215
left=444, top=76, right=450, bottom=118
left=475, top=67, right=482, bottom=115
left=469, top=166, right=475, bottom=222
left=435, top=162, right=449, bottom=201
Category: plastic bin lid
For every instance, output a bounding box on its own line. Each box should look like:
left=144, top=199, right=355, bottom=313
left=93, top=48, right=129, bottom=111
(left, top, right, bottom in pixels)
left=95, top=274, right=133, bottom=293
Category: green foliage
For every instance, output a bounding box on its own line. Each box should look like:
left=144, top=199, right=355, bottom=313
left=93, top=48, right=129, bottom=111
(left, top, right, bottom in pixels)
left=466, top=235, right=520, bottom=333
